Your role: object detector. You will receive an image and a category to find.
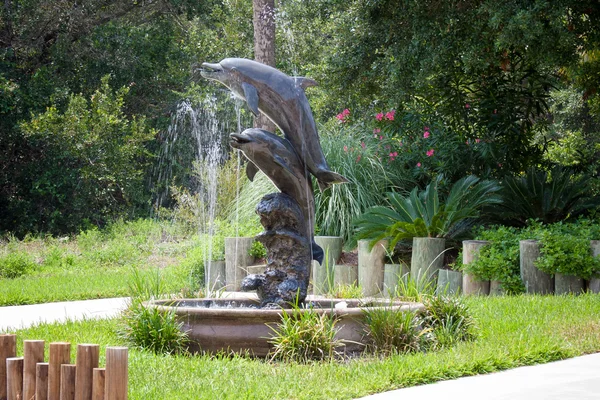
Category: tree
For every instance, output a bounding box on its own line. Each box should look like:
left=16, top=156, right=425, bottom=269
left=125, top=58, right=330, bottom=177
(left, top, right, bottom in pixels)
left=253, top=0, right=277, bottom=132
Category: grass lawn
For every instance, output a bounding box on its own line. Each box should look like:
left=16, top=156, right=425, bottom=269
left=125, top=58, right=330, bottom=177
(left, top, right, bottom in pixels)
left=6, top=294, right=600, bottom=399
left=0, top=219, right=204, bottom=305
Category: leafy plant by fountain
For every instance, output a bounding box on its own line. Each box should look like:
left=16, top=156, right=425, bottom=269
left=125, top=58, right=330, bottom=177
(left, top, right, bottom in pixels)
left=268, top=307, right=342, bottom=362
left=392, top=273, right=438, bottom=302
left=361, top=308, right=434, bottom=355
left=422, top=295, right=477, bottom=348
left=354, top=175, right=502, bottom=252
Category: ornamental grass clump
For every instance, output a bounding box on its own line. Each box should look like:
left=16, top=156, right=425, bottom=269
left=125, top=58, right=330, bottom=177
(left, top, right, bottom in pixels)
left=423, top=295, right=477, bottom=348
left=268, top=307, right=342, bottom=363
left=361, top=308, right=434, bottom=355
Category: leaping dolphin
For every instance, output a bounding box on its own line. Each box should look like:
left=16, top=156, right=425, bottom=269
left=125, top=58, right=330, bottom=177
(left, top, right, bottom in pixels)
left=200, top=58, right=348, bottom=191
left=230, top=128, right=324, bottom=264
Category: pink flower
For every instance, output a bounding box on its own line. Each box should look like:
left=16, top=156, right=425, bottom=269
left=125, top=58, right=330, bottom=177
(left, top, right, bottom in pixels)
left=475, top=138, right=481, bottom=143
left=356, top=155, right=361, bottom=163
left=498, top=163, right=503, bottom=167
left=465, top=103, right=470, bottom=109
left=336, top=108, right=350, bottom=122
left=343, top=145, right=348, bottom=152
left=417, top=162, right=422, bottom=168
left=393, top=152, right=398, bottom=156
left=361, top=141, right=366, bottom=149
left=373, top=128, right=381, bottom=134
left=424, top=126, right=429, bottom=131
left=379, top=135, right=383, bottom=140
left=336, top=113, right=345, bottom=121
left=493, top=109, right=497, bottom=114
left=342, top=108, right=350, bottom=116
left=423, top=131, right=430, bottom=139
left=426, top=149, right=435, bottom=157
left=375, top=113, right=384, bottom=121
left=385, top=110, right=396, bottom=121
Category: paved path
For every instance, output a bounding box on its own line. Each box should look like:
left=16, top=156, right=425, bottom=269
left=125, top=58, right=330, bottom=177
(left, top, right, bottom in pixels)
left=0, top=297, right=129, bottom=331
left=358, top=352, right=600, bottom=400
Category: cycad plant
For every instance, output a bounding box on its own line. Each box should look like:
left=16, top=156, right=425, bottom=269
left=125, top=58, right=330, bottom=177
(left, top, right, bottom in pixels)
left=495, top=166, right=600, bottom=226
left=354, top=175, right=502, bottom=250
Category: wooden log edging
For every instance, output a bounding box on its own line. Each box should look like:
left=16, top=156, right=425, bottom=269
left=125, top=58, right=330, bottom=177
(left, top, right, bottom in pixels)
left=0, top=335, right=128, bottom=400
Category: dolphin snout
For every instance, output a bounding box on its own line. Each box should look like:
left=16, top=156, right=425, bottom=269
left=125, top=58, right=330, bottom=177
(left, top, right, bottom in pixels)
left=230, top=132, right=252, bottom=149
left=200, top=62, right=223, bottom=79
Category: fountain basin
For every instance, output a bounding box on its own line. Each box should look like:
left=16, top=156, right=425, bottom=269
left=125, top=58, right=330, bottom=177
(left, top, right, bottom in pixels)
left=146, top=298, right=424, bottom=356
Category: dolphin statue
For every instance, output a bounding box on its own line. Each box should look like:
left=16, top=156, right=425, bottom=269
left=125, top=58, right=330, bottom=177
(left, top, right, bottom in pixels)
left=200, top=58, right=348, bottom=191
left=230, top=128, right=324, bottom=264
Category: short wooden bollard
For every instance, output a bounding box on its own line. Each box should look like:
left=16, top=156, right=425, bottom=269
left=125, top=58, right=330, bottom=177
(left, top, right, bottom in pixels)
left=358, top=239, right=386, bottom=296
left=60, top=364, right=77, bottom=400
left=91, top=369, right=106, bottom=400
left=437, top=269, right=462, bottom=295
left=0, top=334, right=17, bottom=400
left=75, top=344, right=100, bottom=400
left=589, top=240, right=600, bottom=293
left=6, top=357, right=23, bottom=400
left=520, top=240, right=554, bottom=294
left=333, top=264, right=358, bottom=287
left=411, top=237, right=446, bottom=285
left=49, top=342, right=72, bottom=400
left=36, top=362, right=50, bottom=400
left=105, top=347, right=128, bottom=400
left=24, top=339, right=45, bottom=400
left=462, top=240, right=490, bottom=295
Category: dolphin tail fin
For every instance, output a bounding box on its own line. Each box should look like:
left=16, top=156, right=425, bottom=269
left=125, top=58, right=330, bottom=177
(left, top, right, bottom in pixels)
left=316, top=170, right=350, bottom=192
left=312, top=241, right=324, bottom=265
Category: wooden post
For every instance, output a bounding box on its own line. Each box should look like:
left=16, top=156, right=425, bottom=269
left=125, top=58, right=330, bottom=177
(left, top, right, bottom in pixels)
left=520, top=240, right=554, bottom=294
left=49, top=343, right=71, bottom=400
left=333, top=264, right=358, bottom=287
left=555, top=273, right=585, bottom=295
left=358, top=240, right=386, bottom=296
left=0, top=334, right=17, bottom=400
left=312, top=236, right=343, bottom=295
left=6, top=357, right=23, bottom=400
left=383, top=263, right=410, bottom=296
left=411, top=237, right=446, bottom=285
left=91, top=369, right=105, bottom=400
left=36, top=363, right=50, bottom=400
left=589, top=240, right=600, bottom=293
left=224, top=237, right=254, bottom=291
left=437, top=270, right=462, bottom=295
left=60, top=365, right=76, bottom=400
left=105, top=347, right=128, bottom=400
left=24, top=340, right=45, bottom=400
left=75, top=344, right=100, bottom=400
left=489, top=280, right=504, bottom=296
left=462, top=240, right=490, bottom=295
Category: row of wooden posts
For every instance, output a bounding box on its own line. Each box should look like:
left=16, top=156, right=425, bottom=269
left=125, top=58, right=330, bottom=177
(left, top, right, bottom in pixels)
left=204, top=236, right=600, bottom=296
left=0, top=335, right=127, bottom=400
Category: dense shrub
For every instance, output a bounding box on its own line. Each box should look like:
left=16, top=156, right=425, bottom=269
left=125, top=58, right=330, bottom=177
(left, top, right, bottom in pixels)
left=0, top=251, right=37, bottom=278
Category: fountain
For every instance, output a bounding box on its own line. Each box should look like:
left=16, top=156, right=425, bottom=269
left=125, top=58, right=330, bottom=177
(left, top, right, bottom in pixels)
left=147, top=58, right=423, bottom=356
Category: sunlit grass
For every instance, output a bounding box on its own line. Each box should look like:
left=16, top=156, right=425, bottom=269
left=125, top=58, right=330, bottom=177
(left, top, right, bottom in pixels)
left=5, top=295, right=600, bottom=399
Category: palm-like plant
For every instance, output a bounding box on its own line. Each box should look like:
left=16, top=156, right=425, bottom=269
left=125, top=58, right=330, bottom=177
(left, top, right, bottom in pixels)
left=495, top=166, right=600, bottom=226
left=353, top=175, right=502, bottom=250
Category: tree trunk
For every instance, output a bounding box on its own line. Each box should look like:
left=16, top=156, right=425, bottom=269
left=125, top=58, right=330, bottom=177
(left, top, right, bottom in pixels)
left=252, top=0, right=277, bottom=132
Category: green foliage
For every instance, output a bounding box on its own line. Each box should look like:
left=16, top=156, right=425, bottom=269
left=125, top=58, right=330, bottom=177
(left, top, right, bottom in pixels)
left=361, top=308, right=433, bottom=355
left=15, top=76, right=154, bottom=234
left=0, top=251, right=37, bottom=278
left=327, top=283, right=363, bottom=299
left=422, top=296, right=477, bottom=347
left=354, top=175, right=501, bottom=251
left=119, top=300, right=189, bottom=355
left=496, top=166, right=600, bottom=226
left=268, top=307, right=342, bottom=363
left=249, top=240, right=266, bottom=260
left=392, top=273, right=437, bottom=303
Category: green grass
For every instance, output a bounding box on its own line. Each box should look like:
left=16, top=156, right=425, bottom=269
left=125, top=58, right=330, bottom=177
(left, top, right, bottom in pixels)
left=5, top=295, right=600, bottom=399
left=0, top=219, right=203, bottom=305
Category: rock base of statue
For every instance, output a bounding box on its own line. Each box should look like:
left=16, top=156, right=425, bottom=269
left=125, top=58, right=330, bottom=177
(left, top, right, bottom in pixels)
left=241, top=193, right=311, bottom=307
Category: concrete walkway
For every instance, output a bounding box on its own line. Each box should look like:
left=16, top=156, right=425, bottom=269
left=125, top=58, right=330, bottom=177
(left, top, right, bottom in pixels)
left=358, top=352, right=600, bottom=400
left=1, top=298, right=598, bottom=399
left=0, top=297, right=129, bottom=331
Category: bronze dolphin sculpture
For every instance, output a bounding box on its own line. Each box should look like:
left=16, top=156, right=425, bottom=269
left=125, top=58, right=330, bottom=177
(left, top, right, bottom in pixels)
left=230, top=128, right=323, bottom=264
left=201, top=58, right=348, bottom=191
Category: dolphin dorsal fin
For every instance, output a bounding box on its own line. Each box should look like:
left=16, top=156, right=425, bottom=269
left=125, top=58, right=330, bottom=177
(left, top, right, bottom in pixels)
left=246, top=160, right=259, bottom=182
left=293, top=77, right=318, bottom=90
left=242, top=82, right=260, bottom=116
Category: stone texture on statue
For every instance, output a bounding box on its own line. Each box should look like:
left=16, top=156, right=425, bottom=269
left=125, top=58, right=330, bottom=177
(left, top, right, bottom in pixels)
left=411, top=237, right=445, bottom=285
left=312, top=236, right=343, bottom=295
left=462, top=240, right=491, bottom=296
left=241, top=193, right=311, bottom=306
left=520, top=240, right=554, bottom=294
left=437, top=270, right=462, bottom=295
left=358, top=239, right=386, bottom=296
left=225, top=237, right=254, bottom=291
